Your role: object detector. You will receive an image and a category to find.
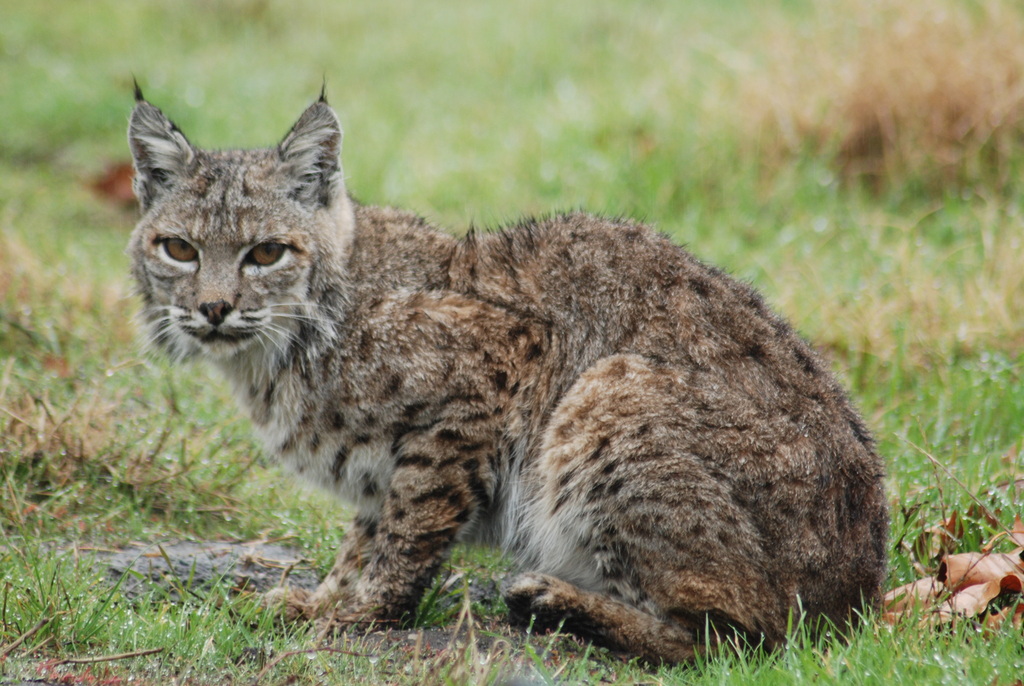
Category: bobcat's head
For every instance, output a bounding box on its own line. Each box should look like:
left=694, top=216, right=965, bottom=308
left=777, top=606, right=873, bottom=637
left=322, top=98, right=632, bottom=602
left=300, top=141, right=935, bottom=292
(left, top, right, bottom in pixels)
left=126, top=87, right=354, bottom=368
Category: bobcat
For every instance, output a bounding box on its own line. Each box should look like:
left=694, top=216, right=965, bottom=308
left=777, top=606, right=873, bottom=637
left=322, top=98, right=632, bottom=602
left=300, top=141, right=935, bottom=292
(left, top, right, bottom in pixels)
left=127, top=88, right=888, bottom=663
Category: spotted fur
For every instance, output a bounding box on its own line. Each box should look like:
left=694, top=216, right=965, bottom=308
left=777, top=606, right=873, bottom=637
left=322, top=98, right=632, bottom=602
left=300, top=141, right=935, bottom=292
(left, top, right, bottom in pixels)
left=127, top=92, right=888, bottom=663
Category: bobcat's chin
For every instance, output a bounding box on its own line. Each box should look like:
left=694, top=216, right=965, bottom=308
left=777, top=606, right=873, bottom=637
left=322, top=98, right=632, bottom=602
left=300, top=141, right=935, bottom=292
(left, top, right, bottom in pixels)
left=192, top=330, right=259, bottom=360
left=145, top=317, right=259, bottom=363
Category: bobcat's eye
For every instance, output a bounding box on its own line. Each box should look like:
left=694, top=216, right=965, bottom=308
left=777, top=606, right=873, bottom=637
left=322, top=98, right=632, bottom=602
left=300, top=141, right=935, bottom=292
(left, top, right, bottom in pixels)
left=246, top=242, right=288, bottom=267
left=162, top=237, right=198, bottom=262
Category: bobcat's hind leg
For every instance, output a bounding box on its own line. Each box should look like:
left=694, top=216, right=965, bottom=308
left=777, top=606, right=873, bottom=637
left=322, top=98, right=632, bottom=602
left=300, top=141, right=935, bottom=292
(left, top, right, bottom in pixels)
left=514, top=353, right=791, bottom=660
left=503, top=572, right=700, bottom=664
left=264, top=514, right=375, bottom=622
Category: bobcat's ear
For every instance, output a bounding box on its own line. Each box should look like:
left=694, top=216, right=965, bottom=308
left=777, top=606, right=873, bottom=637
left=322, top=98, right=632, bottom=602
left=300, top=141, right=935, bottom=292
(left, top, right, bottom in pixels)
left=278, top=98, right=344, bottom=208
left=128, top=98, right=196, bottom=211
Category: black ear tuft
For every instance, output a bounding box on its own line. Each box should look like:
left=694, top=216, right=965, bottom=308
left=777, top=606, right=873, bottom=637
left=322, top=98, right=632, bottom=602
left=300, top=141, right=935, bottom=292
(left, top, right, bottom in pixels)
left=128, top=98, right=195, bottom=211
left=133, top=77, right=145, bottom=103
left=278, top=98, right=344, bottom=208
left=319, top=78, right=328, bottom=104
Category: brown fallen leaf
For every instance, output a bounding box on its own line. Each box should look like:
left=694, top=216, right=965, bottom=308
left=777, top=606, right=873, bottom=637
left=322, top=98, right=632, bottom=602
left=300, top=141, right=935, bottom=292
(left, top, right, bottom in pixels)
left=914, top=510, right=964, bottom=562
left=1002, top=574, right=1023, bottom=594
left=939, top=578, right=1003, bottom=616
left=883, top=577, right=943, bottom=614
left=885, top=513, right=1024, bottom=631
left=982, top=514, right=1024, bottom=553
left=89, top=161, right=136, bottom=207
left=966, top=502, right=1001, bottom=530
left=42, top=354, right=72, bottom=378
left=981, top=597, right=1024, bottom=633
left=938, top=552, right=1024, bottom=590
left=984, top=605, right=1011, bottom=630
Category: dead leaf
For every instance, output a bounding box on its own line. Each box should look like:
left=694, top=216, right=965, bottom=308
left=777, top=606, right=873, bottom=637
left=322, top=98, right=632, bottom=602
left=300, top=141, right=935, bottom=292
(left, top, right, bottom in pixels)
left=984, top=605, right=1011, bottom=630
left=1001, top=574, right=1023, bottom=594
left=981, top=598, right=1024, bottom=633
left=938, top=552, right=1024, bottom=590
left=982, top=514, right=1024, bottom=552
left=886, top=514, right=1024, bottom=630
left=940, top=579, right=1003, bottom=616
left=42, top=354, right=71, bottom=379
left=914, top=510, right=964, bottom=562
left=966, top=503, right=1001, bottom=530
left=89, top=161, right=136, bottom=207
left=884, top=577, right=943, bottom=613
left=1010, top=514, right=1024, bottom=548
left=941, top=511, right=965, bottom=539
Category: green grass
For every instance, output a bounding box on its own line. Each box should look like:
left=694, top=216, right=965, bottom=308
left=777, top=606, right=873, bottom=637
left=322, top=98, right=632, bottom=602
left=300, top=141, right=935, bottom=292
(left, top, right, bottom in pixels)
left=2, top=0, right=1023, bottom=683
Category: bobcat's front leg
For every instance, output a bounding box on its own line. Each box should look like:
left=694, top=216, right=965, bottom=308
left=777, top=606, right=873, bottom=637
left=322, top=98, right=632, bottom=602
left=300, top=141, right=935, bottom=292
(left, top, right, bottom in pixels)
left=318, top=422, right=496, bottom=632
left=264, top=514, right=375, bottom=621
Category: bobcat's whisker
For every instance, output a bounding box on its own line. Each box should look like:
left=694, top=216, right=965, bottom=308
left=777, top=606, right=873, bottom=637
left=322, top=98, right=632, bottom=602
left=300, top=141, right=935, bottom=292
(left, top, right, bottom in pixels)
left=255, top=322, right=296, bottom=358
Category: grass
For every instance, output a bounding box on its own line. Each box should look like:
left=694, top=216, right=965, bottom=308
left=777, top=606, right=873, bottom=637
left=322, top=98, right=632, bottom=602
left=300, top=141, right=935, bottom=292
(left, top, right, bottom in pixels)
left=2, top=0, right=1023, bottom=683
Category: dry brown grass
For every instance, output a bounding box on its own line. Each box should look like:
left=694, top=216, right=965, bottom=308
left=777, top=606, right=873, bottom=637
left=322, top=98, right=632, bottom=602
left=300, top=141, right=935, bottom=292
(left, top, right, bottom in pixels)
left=745, top=0, right=1024, bottom=193
left=0, top=227, right=135, bottom=364
left=0, top=225, right=251, bottom=535
left=0, top=360, right=254, bottom=535
left=776, top=206, right=1024, bottom=367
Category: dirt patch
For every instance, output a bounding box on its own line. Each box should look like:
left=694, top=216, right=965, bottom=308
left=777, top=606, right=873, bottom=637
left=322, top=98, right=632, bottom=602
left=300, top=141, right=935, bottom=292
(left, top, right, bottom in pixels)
left=85, top=539, right=504, bottom=609
left=86, top=540, right=320, bottom=600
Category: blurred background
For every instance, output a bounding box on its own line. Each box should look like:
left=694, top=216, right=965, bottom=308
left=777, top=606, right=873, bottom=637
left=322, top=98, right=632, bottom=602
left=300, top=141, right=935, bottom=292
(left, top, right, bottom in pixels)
left=4, top=0, right=1024, bottom=349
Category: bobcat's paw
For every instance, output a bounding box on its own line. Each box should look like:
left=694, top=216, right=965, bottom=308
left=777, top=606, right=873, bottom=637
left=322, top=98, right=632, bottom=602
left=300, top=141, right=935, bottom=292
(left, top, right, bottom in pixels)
left=262, top=586, right=313, bottom=623
left=313, top=604, right=388, bottom=640
left=502, top=572, right=581, bottom=632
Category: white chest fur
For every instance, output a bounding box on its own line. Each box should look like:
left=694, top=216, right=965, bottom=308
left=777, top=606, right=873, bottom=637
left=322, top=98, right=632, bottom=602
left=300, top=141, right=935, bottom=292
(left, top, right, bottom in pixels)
left=219, top=358, right=392, bottom=511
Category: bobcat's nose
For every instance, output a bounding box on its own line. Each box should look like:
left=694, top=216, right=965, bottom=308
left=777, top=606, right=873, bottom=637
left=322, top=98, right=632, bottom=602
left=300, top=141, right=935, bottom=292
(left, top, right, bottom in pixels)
left=198, top=300, right=233, bottom=327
